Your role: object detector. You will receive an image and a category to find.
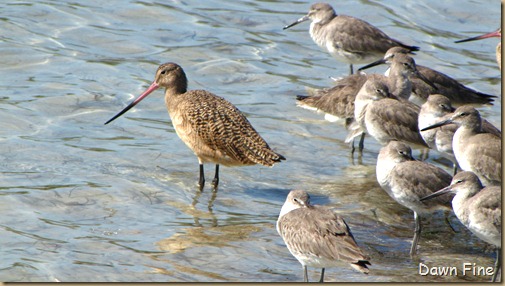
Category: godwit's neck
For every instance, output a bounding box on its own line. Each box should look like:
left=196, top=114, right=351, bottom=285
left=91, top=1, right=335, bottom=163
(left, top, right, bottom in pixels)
left=164, top=86, right=187, bottom=113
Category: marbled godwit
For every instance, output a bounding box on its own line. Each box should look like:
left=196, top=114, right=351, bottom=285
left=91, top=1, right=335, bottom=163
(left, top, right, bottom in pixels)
left=421, top=171, right=501, bottom=282
left=376, top=141, right=453, bottom=256
left=277, top=190, right=371, bottom=282
left=455, top=28, right=502, bottom=70
left=358, top=47, right=496, bottom=105
left=421, top=106, right=501, bottom=186
left=283, top=2, right=419, bottom=74
left=105, top=63, right=285, bottom=189
left=418, top=94, right=501, bottom=174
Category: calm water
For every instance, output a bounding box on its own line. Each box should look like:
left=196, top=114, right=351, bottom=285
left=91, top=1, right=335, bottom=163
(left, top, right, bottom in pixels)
left=0, top=0, right=501, bottom=282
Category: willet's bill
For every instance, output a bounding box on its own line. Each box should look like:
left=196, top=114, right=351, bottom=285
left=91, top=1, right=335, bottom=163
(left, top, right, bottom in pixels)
left=455, top=28, right=501, bottom=70
left=283, top=2, right=419, bottom=74
left=421, top=171, right=501, bottom=282
left=376, top=141, right=453, bottom=256
left=421, top=106, right=501, bottom=186
left=105, top=63, right=285, bottom=190
left=358, top=47, right=496, bottom=105
left=277, top=190, right=371, bottom=282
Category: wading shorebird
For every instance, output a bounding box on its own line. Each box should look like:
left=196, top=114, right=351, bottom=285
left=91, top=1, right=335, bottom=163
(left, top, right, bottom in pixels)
left=376, top=141, right=453, bottom=256
left=105, top=63, right=285, bottom=190
left=283, top=2, right=419, bottom=74
left=297, top=54, right=433, bottom=153
left=418, top=94, right=501, bottom=175
left=421, top=106, right=501, bottom=186
left=277, top=190, right=371, bottom=282
left=421, top=171, right=501, bottom=282
left=358, top=46, right=496, bottom=105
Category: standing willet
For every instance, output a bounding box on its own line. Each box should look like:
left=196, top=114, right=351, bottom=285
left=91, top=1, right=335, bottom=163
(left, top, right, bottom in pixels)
left=297, top=53, right=433, bottom=152
left=358, top=47, right=496, bottom=105
left=421, top=106, right=501, bottom=186
left=296, top=73, right=368, bottom=153
left=277, top=190, right=371, bottom=282
left=350, top=76, right=428, bottom=149
left=105, top=62, right=285, bottom=189
left=421, top=171, right=501, bottom=282
left=418, top=94, right=501, bottom=174
left=376, top=141, right=453, bottom=256
left=455, top=28, right=502, bottom=70
left=418, top=94, right=459, bottom=173
left=283, top=2, right=419, bottom=74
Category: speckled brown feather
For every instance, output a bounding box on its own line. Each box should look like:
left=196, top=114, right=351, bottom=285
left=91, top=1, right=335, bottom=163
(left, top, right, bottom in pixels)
left=175, top=90, right=285, bottom=166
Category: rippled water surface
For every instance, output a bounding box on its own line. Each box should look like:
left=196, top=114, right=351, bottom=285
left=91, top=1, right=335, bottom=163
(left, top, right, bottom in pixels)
left=0, top=0, right=501, bottom=282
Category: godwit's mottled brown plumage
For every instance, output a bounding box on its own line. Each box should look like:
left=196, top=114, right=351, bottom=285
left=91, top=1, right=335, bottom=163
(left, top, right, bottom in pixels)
left=358, top=47, right=496, bottom=105
left=277, top=190, right=371, bottom=282
left=456, top=28, right=502, bottom=70
left=421, top=171, right=501, bottom=282
left=283, top=2, right=419, bottom=74
left=105, top=62, right=285, bottom=189
left=421, top=106, right=501, bottom=186
left=376, top=141, right=453, bottom=256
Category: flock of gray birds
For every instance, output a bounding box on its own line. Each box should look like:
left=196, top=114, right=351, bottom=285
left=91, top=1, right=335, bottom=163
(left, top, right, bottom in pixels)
left=105, top=2, right=501, bottom=283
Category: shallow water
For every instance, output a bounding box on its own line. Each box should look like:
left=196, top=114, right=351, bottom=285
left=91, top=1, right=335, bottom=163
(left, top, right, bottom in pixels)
left=0, top=0, right=501, bottom=282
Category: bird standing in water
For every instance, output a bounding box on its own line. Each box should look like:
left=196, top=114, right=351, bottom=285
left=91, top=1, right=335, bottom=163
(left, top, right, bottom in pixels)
left=105, top=63, right=285, bottom=190
left=283, top=2, right=419, bottom=74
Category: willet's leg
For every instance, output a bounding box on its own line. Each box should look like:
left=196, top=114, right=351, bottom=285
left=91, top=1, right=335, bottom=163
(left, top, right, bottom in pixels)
left=349, top=64, right=354, bottom=75
left=452, top=162, right=459, bottom=176
left=444, top=211, right=458, bottom=233
left=319, top=268, right=325, bottom=283
left=410, top=211, right=422, bottom=257
left=303, top=265, right=309, bottom=282
left=198, top=163, right=205, bottom=190
left=492, top=248, right=501, bottom=282
left=350, top=140, right=356, bottom=154
left=211, top=164, right=219, bottom=188
left=358, top=133, right=365, bottom=152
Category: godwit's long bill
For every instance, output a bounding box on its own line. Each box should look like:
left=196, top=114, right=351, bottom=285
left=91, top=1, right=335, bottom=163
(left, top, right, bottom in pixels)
left=105, top=63, right=285, bottom=190
left=455, top=28, right=501, bottom=70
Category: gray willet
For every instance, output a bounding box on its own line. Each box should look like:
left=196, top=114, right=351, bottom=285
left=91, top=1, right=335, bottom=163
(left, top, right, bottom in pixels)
left=421, top=171, right=501, bottom=282
left=418, top=95, right=501, bottom=174
left=421, top=106, right=501, bottom=186
left=283, top=2, right=419, bottom=74
left=277, top=190, right=371, bottom=282
left=376, top=141, right=453, bottom=256
left=105, top=63, right=285, bottom=190
left=350, top=76, right=428, bottom=150
left=358, top=46, right=496, bottom=105
left=456, top=28, right=502, bottom=70
left=297, top=54, right=432, bottom=152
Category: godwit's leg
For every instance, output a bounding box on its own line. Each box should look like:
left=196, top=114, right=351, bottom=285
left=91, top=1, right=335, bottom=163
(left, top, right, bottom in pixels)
left=303, top=265, right=309, bottom=282
left=319, top=268, right=325, bottom=282
left=212, top=164, right=219, bottom=187
left=198, top=163, right=205, bottom=190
